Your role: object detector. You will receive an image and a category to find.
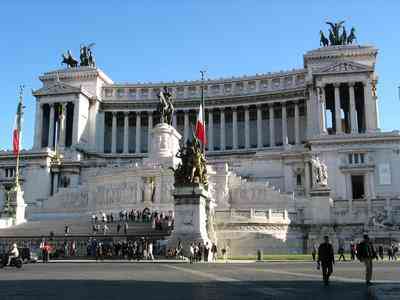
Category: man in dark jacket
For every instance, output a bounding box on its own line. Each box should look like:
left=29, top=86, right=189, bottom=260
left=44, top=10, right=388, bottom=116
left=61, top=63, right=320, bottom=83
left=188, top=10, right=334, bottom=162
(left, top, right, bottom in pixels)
left=318, top=235, right=335, bottom=286
left=356, top=234, right=376, bottom=285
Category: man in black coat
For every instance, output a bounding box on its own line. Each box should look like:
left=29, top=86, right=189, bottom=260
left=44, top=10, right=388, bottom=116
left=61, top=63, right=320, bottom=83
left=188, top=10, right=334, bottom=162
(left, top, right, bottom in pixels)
left=318, top=235, right=335, bottom=286
left=356, top=234, right=377, bottom=285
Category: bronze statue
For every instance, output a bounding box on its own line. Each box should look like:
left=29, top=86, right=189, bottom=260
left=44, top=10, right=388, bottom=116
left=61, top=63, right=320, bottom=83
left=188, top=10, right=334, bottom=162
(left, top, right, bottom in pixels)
left=173, top=136, right=208, bottom=188
left=80, top=43, right=96, bottom=67
left=347, top=27, right=356, bottom=44
left=320, top=21, right=357, bottom=47
left=61, top=50, right=78, bottom=68
left=157, top=86, right=174, bottom=125
left=319, top=31, right=329, bottom=47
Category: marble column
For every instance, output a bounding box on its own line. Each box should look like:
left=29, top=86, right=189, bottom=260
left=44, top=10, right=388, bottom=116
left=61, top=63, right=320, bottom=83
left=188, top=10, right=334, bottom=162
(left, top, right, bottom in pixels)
left=33, top=101, right=43, bottom=149
left=304, top=161, right=311, bottom=195
left=123, top=112, right=129, bottom=153
left=59, top=102, right=68, bottom=148
left=208, top=110, right=214, bottom=151
left=334, top=83, right=342, bottom=134
left=257, top=105, right=263, bottom=148
left=148, top=111, right=153, bottom=152
left=232, top=107, right=238, bottom=149
left=135, top=112, right=141, bottom=153
left=111, top=112, right=117, bottom=153
left=363, top=80, right=374, bottom=132
left=72, top=99, right=80, bottom=145
left=319, top=86, right=328, bottom=135
left=172, top=112, right=177, bottom=128
left=348, top=82, right=358, bottom=134
left=183, top=110, right=189, bottom=142
left=48, top=103, right=55, bottom=149
left=220, top=108, right=226, bottom=151
left=53, top=172, right=59, bottom=195
left=282, top=103, right=288, bottom=145
left=244, top=106, right=250, bottom=148
left=269, top=104, right=275, bottom=147
left=294, top=101, right=300, bottom=144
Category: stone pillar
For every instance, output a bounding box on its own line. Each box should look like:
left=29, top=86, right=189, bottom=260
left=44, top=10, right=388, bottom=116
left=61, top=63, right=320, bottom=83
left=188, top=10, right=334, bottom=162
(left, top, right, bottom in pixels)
left=72, top=99, right=80, bottom=145
left=135, top=112, right=141, bottom=153
left=48, top=104, right=55, bottom=149
left=294, top=101, right=300, bottom=144
left=208, top=110, right=214, bottom=151
left=183, top=110, right=189, bottom=142
left=169, top=184, right=210, bottom=248
left=232, top=107, right=238, bottom=149
left=147, top=111, right=153, bottom=152
left=318, top=86, right=328, bottom=135
left=123, top=112, right=129, bottom=153
left=59, top=102, right=68, bottom=148
left=269, top=104, right=275, bottom=147
left=348, top=82, right=358, bottom=134
left=244, top=106, right=250, bottom=148
left=53, top=172, right=59, bottom=195
left=282, top=103, right=288, bottom=145
left=257, top=105, right=263, bottom=148
left=33, top=101, right=43, bottom=149
left=334, top=83, right=342, bottom=134
left=97, top=111, right=105, bottom=152
left=172, top=112, right=177, bottom=129
left=304, top=161, right=310, bottom=196
left=220, top=107, right=226, bottom=151
left=363, top=80, right=374, bottom=132
left=111, top=112, right=117, bottom=153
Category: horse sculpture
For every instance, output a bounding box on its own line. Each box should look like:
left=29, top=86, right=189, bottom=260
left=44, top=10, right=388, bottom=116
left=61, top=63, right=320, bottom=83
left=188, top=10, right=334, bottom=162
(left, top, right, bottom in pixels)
left=61, top=50, right=78, bottom=68
left=320, top=30, right=329, bottom=47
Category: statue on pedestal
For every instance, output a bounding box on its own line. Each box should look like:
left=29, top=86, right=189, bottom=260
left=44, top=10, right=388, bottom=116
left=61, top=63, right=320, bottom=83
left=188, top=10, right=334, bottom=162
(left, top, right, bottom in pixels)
left=311, top=156, right=328, bottom=188
left=173, top=137, right=208, bottom=188
left=157, top=86, right=174, bottom=125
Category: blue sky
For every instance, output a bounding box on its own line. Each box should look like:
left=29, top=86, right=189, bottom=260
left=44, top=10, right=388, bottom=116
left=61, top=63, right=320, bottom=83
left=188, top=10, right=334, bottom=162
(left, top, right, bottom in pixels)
left=1, top=1, right=399, bottom=149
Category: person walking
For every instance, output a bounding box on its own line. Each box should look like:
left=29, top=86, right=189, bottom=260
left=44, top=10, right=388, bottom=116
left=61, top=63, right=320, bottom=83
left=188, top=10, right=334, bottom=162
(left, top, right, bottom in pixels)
left=189, top=243, right=195, bottom=264
left=148, top=241, right=154, bottom=261
left=124, top=222, right=128, bottom=235
left=338, top=246, right=346, bottom=261
left=317, top=236, right=335, bottom=286
left=356, top=234, right=377, bottom=286
left=211, top=243, right=218, bottom=262
left=311, top=244, right=317, bottom=261
left=350, top=243, right=356, bottom=260
left=378, top=245, right=384, bottom=260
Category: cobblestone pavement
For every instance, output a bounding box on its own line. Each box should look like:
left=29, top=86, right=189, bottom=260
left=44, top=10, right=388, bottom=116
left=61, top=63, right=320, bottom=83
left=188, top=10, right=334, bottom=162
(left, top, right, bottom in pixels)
left=0, top=261, right=399, bottom=300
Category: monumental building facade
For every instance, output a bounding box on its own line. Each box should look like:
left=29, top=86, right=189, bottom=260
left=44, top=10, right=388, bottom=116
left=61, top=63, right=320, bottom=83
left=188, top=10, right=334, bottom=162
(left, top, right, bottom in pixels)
left=1, top=43, right=400, bottom=254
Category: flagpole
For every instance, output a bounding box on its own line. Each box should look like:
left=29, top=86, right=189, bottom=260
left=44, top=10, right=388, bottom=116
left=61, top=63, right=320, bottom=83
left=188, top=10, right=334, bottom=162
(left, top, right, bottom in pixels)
left=200, top=70, right=206, bottom=155
left=15, top=85, right=24, bottom=189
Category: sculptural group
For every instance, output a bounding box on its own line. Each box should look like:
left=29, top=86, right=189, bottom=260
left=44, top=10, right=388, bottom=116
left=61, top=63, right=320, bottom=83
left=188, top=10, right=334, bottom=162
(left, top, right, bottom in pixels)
left=320, top=21, right=356, bottom=47
left=173, top=137, right=208, bottom=188
left=61, top=43, right=96, bottom=68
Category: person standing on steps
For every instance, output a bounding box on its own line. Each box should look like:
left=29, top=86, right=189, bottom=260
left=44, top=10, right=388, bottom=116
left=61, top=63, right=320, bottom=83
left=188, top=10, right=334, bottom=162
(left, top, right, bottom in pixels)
left=317, top=235, right=335, bottom=286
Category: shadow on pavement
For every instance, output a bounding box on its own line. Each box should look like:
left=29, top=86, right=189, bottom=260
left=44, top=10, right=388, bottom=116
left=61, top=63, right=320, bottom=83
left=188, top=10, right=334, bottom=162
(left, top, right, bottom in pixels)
left=0, top=279, right=369, bottom=300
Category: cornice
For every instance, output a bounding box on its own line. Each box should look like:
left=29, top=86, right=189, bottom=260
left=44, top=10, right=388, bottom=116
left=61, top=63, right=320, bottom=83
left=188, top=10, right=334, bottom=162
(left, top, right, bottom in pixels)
left=100, top=89, right=307, bottom=111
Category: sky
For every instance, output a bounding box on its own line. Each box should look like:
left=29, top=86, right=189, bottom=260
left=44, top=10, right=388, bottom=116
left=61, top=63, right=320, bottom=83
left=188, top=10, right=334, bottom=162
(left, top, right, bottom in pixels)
left=0, top=0, right=399, bottom=150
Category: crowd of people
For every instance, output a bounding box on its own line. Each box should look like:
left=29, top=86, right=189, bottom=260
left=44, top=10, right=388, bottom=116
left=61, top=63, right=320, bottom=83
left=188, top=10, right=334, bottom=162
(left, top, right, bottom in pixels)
left=88, top=209, right=174, bottom=235
left=168, top=240, right=228, bottom=263
left=86, top=238, right=155, bottom=261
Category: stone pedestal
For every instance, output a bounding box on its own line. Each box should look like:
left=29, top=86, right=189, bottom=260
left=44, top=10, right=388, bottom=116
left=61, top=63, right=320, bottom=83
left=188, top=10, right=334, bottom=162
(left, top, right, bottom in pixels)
left=168, top=184, right=211, bottom=251
left=0, top=184, right=27, bottom=228
left=309, top=186, right=332, bottom=224
left=144, top=123, right=181, bottom=169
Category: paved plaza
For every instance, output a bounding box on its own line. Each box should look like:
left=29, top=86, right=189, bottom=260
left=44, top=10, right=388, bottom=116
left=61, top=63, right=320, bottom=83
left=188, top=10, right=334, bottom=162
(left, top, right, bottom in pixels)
left=0, top=261, right=399, bottom=299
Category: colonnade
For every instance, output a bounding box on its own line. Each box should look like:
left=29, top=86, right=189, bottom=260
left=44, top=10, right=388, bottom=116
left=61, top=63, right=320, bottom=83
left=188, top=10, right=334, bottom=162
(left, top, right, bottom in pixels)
left=104, top=100, right=305, bottom=154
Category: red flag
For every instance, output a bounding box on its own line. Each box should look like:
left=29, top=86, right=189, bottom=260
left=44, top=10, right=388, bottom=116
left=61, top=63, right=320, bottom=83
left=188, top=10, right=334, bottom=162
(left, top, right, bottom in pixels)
left=12, top=101, right=23, bottom=156
left=195, top=104, right=206, bottom=145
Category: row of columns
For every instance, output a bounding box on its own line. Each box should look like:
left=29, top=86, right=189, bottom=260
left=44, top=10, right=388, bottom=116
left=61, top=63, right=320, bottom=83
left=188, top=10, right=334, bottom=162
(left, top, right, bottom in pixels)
left=43, top=102, right=73, bottom=149
left=317, top=81, right=375, bottom=135
left=106, top=101, right=303, bottom=154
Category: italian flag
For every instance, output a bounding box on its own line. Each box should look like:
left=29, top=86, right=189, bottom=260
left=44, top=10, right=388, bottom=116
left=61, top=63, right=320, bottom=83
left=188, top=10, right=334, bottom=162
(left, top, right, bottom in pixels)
left=12, top=101, right=23, bottom=156
left=195, top=104, right=206, bottom=145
